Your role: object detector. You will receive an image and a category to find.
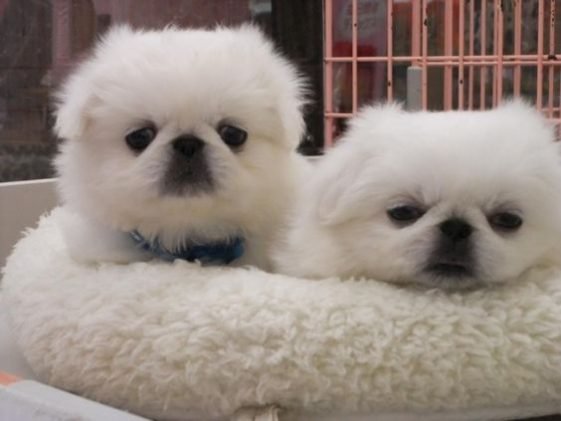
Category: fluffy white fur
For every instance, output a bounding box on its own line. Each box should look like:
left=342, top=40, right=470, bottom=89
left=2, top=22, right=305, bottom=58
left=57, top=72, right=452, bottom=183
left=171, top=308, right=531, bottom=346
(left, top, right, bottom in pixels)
left=55, top=25, right=308, bottom=269
left=275, top=102, right=561, bottom=289
left=3, top=208, right=561, bottom=420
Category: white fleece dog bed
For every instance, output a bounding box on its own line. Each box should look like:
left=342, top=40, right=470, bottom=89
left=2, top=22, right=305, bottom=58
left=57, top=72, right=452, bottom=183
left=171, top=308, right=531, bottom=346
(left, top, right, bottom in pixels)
left=2, top=208, right=561, bottom=421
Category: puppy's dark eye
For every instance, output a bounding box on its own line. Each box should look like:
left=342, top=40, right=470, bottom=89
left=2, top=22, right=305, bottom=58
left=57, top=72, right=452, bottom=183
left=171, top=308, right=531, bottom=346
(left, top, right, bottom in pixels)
left=218, top=124, right=247, bottom=148
left=387, top=205, right=425, bottom=225
left=489, top=212, right=523, bottom=231
left=126, top=127, right=156, bottom=152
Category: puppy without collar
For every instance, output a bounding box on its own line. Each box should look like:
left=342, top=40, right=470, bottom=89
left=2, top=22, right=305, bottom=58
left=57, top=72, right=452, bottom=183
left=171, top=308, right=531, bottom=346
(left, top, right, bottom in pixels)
left=274, top=101, right=561, bottom=290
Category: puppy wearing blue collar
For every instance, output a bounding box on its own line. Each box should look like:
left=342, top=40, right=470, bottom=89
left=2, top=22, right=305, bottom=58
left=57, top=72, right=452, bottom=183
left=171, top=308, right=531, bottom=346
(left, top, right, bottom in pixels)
left=54, top=25, right=308, bottom=269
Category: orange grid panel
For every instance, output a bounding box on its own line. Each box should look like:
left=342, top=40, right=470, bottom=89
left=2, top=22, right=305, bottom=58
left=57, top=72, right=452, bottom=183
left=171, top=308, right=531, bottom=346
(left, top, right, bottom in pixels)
left=324, top=0, right=561, bottom=145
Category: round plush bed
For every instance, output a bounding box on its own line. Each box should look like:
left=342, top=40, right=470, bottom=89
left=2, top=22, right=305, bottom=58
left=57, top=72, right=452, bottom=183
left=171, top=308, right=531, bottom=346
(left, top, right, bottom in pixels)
left=2, top=208, right=561, bottom=421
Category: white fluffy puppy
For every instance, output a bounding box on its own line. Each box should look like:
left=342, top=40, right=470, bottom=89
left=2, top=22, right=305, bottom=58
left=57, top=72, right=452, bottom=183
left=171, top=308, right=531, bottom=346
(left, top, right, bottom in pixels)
left=55, top=25, right=307, bottom=269
left=275, top=101, right=561, bottom=289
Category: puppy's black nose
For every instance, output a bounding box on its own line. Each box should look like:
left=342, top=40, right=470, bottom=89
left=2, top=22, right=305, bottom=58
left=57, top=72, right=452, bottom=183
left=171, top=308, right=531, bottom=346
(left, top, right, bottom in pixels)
left=172, top=135, right=204, bottom=158
left=439, top=218, right=472, bottom=242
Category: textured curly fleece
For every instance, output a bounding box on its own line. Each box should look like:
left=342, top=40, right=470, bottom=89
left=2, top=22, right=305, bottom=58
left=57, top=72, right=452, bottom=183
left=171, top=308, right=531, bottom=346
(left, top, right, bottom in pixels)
left=2, top=208, right=561, bottom=421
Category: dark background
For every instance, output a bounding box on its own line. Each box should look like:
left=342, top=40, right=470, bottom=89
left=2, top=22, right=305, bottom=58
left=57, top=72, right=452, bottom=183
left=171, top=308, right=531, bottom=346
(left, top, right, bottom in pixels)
left=0, top=0, right=324, bottom=182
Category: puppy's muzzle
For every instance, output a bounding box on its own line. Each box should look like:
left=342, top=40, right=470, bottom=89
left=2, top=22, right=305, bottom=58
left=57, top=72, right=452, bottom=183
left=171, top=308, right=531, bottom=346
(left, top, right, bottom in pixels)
left=161, top=134, right=214, bottom=196
left=426, top=218, right=475, bottom=278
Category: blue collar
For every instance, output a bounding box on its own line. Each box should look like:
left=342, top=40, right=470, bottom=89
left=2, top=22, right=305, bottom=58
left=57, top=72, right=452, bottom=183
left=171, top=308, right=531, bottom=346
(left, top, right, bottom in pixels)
left=129, top=231, right=244, bottom=265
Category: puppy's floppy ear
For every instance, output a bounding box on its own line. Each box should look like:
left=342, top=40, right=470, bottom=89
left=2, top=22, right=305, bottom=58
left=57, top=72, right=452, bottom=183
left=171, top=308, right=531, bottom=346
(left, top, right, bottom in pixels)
left=54, top=77, right=97, bottom=141
left=312, top=140, right=371, bottom=226
left=312, top=103, right=404, bottom=225
left=236, top=24, right=307, bottom=150
left=277, top=89, right=307, bottom=150
left=498, top=98, right=557, bottom=151
left=54, top=25, right=136, bottom=141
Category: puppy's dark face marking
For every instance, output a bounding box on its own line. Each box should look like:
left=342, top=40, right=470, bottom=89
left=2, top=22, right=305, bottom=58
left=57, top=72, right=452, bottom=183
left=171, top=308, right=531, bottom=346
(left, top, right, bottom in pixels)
left=424, top=218, right=476, bottom=282
left=161, top=134, right=215, bottom=196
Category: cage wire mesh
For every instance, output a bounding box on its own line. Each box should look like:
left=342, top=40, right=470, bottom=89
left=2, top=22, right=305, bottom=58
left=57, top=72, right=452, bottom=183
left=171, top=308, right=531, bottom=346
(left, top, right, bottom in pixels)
left=324, top=0, right=561, bottom=145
